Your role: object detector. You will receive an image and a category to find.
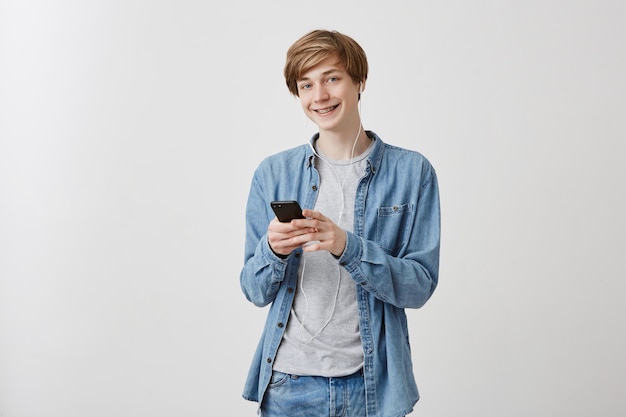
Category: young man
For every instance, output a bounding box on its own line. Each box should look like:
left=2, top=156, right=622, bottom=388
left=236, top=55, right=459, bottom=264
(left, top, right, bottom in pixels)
left=240, top=29, right=440, bottom=417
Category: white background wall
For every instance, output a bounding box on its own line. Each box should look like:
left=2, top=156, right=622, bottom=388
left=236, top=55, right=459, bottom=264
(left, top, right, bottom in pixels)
left=1, top=1, right=625, bottom=416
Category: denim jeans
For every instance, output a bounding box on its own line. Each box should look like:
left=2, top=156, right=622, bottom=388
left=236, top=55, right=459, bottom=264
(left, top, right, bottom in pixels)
left=260, top=370, right=366, bottom=417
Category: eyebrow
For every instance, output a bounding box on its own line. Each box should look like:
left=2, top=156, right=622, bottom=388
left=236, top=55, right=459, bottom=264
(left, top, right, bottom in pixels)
left=297, top=68, right=342, bottom=82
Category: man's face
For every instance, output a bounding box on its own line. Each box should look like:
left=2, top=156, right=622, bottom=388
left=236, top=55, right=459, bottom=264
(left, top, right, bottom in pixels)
left=296, top=56, right=361, bottom=134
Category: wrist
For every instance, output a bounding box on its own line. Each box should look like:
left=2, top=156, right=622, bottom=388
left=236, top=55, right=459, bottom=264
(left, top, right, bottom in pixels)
left=331, top=231, right=347, bottom=258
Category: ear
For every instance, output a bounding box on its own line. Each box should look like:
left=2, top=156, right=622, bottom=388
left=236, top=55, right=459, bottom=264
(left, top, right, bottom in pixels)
left=358, top=80, right=366, bottom=101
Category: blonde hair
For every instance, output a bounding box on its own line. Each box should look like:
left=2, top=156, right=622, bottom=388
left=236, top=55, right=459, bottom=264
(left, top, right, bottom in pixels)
left=284, top=29, right=368, bottom=96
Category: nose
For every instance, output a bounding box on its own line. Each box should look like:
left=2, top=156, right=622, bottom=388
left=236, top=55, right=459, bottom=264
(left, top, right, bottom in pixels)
left=313, top=84, right=329, bottom=102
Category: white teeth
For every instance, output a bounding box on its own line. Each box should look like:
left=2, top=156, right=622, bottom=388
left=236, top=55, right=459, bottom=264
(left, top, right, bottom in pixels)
left=317, top=105, right=337, bottom=114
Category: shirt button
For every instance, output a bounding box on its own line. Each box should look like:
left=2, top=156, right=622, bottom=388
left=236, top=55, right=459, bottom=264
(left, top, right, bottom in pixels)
left=312, top=185, right=318, bottom=191
left=287, top=287, right=294, bottom=293
left=392, top=205, right=398, bottom=211
left=267, top=358, right=272, bottom=363
left=278, top=322, right=284, bottom=328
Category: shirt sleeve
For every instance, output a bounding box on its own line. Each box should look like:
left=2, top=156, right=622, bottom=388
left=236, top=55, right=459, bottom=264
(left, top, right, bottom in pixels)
left=338, top=166, right=440, bottom=309
left=239, top=172, right=290, bottom=307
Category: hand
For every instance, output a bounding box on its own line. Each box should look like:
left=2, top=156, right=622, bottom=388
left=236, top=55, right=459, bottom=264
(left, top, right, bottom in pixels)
left=290, top=209, right=347, bottom=257
left=267, top=217, right=317, bottom=257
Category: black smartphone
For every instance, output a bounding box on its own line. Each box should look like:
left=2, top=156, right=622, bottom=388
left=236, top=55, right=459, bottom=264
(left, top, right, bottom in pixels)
left=271, top=200, right=305, bottom=222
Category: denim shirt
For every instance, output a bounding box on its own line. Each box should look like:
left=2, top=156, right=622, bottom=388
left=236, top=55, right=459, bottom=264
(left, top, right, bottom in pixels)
left=240, top=131, right=440, bottom=417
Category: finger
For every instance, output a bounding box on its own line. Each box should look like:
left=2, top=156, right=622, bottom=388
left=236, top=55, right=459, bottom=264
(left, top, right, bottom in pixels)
left=268, top=231, right=304, bottom=255
left=301, top=209, right=328, bottom=222
left=269, top=218, right=304, bottom=234
left=301, top=241, right=322, bottom=252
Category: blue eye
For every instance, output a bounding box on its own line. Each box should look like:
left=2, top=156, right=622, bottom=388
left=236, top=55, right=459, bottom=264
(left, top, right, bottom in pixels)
left=299, top=83, right=311, bottom=90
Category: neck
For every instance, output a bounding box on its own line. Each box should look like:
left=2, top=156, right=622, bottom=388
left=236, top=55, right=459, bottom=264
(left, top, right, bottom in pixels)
left=316, top=126, right=369, bottom=160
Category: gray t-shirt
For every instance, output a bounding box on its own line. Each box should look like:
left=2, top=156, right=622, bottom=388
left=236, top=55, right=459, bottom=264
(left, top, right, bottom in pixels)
left=273, top=139, right=373, bottom=377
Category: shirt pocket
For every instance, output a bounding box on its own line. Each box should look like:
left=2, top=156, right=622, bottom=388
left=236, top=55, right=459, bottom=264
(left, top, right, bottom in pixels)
left=375, top=203, right=414, bottom=255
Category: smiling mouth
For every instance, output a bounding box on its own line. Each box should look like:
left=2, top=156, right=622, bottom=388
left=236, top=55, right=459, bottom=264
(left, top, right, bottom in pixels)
left=316, top=105, right=338, bottom=114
